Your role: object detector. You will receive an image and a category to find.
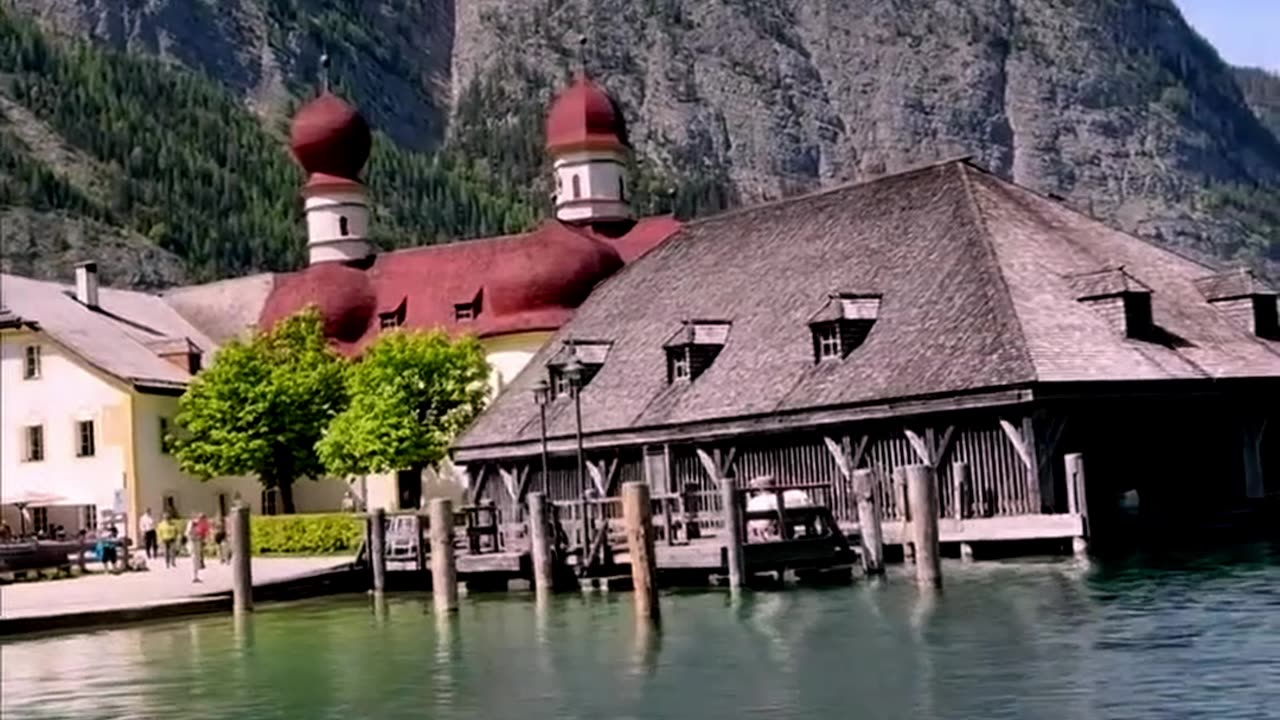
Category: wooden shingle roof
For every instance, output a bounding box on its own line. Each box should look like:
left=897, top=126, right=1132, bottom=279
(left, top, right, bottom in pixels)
left=454, top=160, right=1280, bottom=458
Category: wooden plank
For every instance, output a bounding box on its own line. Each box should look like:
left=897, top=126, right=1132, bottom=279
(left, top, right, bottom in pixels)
left=869, top=513, right=1086, bottom=544
left=1021, top=416, right=1042, bottom=514
left=457, top=552, right=525, bottom=574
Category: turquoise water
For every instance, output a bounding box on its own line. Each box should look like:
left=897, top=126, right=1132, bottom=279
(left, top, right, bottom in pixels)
left=5, top=545, right=1280, bottom=719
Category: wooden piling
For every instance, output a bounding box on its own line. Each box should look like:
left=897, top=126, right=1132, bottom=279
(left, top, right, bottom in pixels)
left=852, top=468, right=884, bottom=575
left=370, top=507, right=387, bottom=594
left=960, top=543, right=975, bottom=562
left=719, top=478, right=745, bottom=591
left=1064, top=453, right=1089, bottom=558
left=905, top=464, right=941, bottom=588
left=414, top=513, right=427, bottom=576
left=230, top=504, right=253, bottom=613
left=429, top=498, right=458, bottom=612
left=528, top=492, right=555, bottom=595
left=623, top=482, right=660, bottom=622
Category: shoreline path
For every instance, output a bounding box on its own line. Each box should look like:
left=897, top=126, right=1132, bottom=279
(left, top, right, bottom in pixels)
left=0, top=556, right=352, bottom=621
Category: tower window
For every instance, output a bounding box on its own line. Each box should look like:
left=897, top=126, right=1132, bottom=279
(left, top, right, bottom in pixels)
left=339, top=215, right=349, bottom=237
left=618, top=177, right=626, bottom=201
left=572, top=175, right=582, bottom=200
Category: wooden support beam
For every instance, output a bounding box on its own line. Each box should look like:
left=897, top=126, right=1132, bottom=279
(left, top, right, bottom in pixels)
left=696, top=446, right=737, bottom=481
left=430, top=499, right=458, bottom=612
left=852, top=468, right=884, bottom=574
left=528, top=492, right=555, bottom=595
left=999, top=419, right=1034, bottom=470
left=499, top=466, right=518, bottom=501
left=905, top=429, right=931, bottom=465
left=1035, top=413, right=1067, bottom=512
left=1000, top=417, right=1042, bottom=514
left=906, top=465, right=941, bottom=588
left=906, top=426, right=955, bottom=468
left=370, top=508, right=387, bottom=594
left=469, top=465, right=491, bottom=505
left=514, top=465, right=533, bottom=505
left=720, top=478, right=745, bottom=591
left=587, top=460, right=607, bottom=496
left=823, top=435, right=851, bottom=479
left=1244, top=418, right=1268, bottom=500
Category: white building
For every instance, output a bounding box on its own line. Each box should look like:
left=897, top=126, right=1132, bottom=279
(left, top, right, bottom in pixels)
left=0, top=265, right=344, bottom=539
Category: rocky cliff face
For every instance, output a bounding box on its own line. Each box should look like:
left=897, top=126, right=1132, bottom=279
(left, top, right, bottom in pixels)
left=12, top=0, right=1280, bottom=280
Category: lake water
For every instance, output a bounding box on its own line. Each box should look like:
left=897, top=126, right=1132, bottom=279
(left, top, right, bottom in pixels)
left=5, top=544, right=1280, bottom=720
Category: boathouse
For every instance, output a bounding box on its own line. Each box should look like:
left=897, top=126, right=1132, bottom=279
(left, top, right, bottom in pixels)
left=451, top=159, right=1280, bottom=552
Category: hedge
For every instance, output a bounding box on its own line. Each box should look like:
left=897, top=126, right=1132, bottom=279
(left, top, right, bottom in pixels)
left=249, top=513, right=365, bottom=556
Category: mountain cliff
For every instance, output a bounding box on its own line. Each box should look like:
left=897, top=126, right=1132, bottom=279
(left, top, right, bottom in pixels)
left=6, top=0, right=1279, bottom=286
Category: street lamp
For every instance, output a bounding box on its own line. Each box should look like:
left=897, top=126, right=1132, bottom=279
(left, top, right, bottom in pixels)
left=532, top=378, right=551, bottom=502
left=562, top=355, right=588, bottom=552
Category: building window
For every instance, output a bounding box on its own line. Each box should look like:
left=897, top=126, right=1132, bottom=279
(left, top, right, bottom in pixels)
left=32, top=507, right=49, bottom=536
left=188, top=353, right=203, bottom=374
left=572, top=174, right=582, bottom=199
left=218, top=494, right=229, bottom=518
left=159, top=417, right=172, bottom=454
left=76, top=420, right=96, bottom=457
left=669, top=348, right=691, bottom=382
left=262, top=489, right=280, bottom=516
left=339, top=215, right=349, bottom=237
left=23, top=425, right=44, bottom=462
left=618, top=176, right=626, bottom=201
left=815, top=324, right=841, bottom=361
left=454, top=303, right=475, bottom=322
left=551, top=369, right=571, bottom=398
left=379, top=313, right=400, bottom=330
left=164, top=495, right=178, bottom=517
left=23, top=345, right=41, bottom=379
left=84, top=504, right=98, bottom=531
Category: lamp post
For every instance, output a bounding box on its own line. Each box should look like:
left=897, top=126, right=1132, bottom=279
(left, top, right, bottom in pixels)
left=562, top=355, right=588, bottom=552
left=532, top=379, right=551, bottom=499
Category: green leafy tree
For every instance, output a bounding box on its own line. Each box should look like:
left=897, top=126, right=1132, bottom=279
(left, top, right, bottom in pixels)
left=171, top=309, right=348, bottom=513
left=317, top=330, right=490, bottom=481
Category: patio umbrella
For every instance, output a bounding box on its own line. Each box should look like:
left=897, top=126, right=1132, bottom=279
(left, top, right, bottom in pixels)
left=2, top=490, right=72, bottom=538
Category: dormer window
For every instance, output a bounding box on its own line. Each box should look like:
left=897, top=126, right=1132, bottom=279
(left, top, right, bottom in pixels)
left=814, top=324, right=841, bottom=361
left=379, top=298, right=407, bottom=331
left=1194, top=269, right=1279, bottom=340
left=547, top=339, right=611, bottom=395
left=454, top=289, right=483, bottom=322
left=663, top=320, right=730, bottom=383
left=1066, top=266, right=1153, bottom=340
left=807, top=293, right=880, bottom=363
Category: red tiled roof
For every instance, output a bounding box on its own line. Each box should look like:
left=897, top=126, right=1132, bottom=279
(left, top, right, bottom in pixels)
left=258, top=218, right=681, bottom=354
left=545, top=75, right=628, bottom=154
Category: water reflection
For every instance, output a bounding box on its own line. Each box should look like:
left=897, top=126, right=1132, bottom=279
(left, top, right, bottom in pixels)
left=6, top=550, right=1280, bottom=719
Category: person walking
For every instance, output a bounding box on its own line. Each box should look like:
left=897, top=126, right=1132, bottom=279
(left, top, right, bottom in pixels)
left=157, top=513, right=180, bottom=568
left=214, top=516, right=230, bottom=565
left=139, top=508, right=157, bottom=560
left=187, top=513, right=210, bottom=583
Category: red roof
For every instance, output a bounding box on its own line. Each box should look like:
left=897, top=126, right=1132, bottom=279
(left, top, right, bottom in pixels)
left=290, top=92, right=372, bottom=181
left=258, top=218, right=681, bottom=354
left=545, top=75, right=628, bottom=154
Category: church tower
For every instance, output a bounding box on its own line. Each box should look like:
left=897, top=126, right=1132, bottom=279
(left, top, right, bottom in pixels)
left=545, top=74, right=632, bottom=224
left=289, top=86, right=373, bottom=264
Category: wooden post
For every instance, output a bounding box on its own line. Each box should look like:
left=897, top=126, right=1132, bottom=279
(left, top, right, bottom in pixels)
left=960, top=543, right=975, bottom=562
left=951, top=461, right=969, bottom=521
left=720, top=478, right=745, bottom=591
left=414, top=513, right=427, bottom=576
left=852, top=469, right=884, bottom=575
left=230, top=504, right=253, bottom=614
left=682, top=481, right=701, bottom=540
left=370, top=507, right=387, bottom=594
left=894, top=467, right=914, bottom=563
left=429, top=498, right=458, bottom=612
left=1064, top=453, right=1089, bottom=558
left=528, top=492, right=555, bottom=595
left=905, top=464, right=941, bottom=588
left=622, top=482, right=660, bottom=622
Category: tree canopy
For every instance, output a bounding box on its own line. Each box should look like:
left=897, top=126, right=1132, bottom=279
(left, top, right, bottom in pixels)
left=171, top=309, right=348, bottom=513
left=317, top=329, right=490, bottom=479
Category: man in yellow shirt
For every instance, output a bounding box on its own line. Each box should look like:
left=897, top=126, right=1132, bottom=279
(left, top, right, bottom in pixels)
left=157, top=513, right=181, bottom=569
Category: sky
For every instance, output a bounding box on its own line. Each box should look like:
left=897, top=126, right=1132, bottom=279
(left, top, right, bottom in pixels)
left=1175, top=0, right=1280, bottom=71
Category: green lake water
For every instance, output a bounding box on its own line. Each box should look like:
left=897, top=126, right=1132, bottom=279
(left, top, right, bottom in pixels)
left=5, top=545, right=1280, bottom=719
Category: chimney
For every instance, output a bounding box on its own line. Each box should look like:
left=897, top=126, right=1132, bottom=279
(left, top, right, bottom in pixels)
left=75, top=261, right=99, bottom=309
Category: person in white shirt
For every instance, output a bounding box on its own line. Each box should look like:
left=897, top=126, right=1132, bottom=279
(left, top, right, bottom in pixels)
left=139, top=509, right=157, bottom=560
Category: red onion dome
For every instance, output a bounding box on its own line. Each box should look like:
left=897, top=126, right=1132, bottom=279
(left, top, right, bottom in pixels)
left=259, top=262, right=376, bottom=344
left=487, top=224, right=624, bottom=316
left=545, top=75, right=629, bottom=154
left=289, top=92, right=372, bottom=180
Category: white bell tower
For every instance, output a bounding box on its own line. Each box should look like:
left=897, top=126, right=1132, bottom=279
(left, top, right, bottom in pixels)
left=302, top=179, right=371, bottom=264
left=545, top=73, right=633, bottom=225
